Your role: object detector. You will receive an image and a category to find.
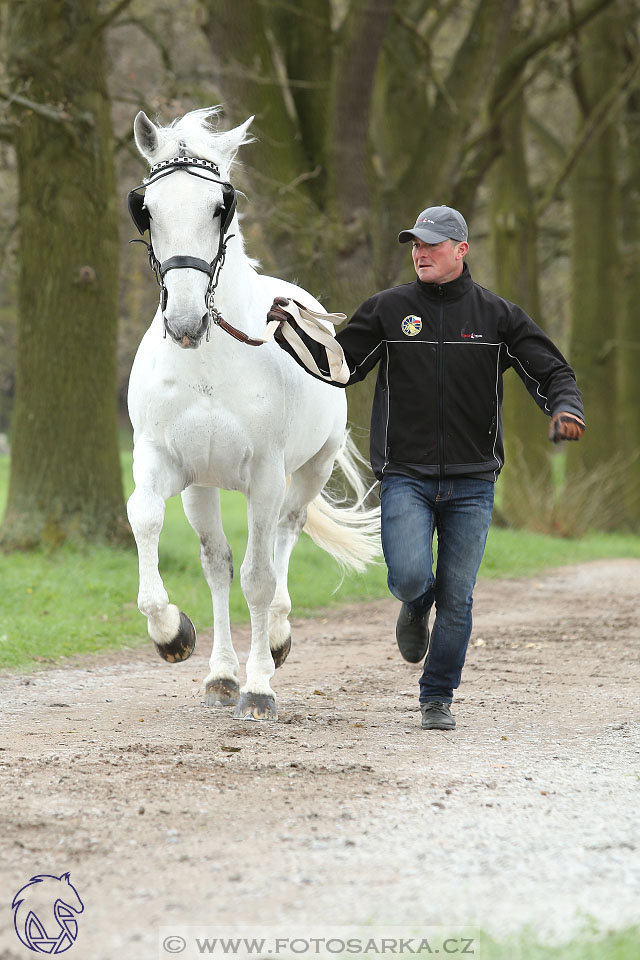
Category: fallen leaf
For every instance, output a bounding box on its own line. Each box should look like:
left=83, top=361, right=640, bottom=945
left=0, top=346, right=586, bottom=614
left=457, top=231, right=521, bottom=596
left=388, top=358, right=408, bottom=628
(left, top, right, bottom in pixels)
left=220, top=745, right=241, bottom=753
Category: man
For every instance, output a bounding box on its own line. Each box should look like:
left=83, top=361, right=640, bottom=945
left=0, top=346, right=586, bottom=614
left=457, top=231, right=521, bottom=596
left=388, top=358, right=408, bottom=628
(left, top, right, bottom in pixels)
left=268, top=206, right=585, bottom=731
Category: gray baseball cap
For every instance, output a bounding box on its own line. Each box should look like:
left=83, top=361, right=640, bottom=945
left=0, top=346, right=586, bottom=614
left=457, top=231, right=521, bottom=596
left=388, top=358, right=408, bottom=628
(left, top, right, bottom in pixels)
left=398, top=205, right=468, bottom=244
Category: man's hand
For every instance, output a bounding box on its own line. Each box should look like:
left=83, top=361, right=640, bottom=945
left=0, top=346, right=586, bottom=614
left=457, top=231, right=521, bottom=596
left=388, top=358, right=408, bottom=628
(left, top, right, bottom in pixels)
left=267, top=296, right=296, bottom=343
left=548, top=412, right=585, bottom=443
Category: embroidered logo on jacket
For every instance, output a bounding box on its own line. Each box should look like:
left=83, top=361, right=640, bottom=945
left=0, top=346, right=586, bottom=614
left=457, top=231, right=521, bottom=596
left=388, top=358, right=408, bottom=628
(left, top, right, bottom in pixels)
left=401, top=315, right=422, bottom=337
left=461, top=332, right=483, bottom=339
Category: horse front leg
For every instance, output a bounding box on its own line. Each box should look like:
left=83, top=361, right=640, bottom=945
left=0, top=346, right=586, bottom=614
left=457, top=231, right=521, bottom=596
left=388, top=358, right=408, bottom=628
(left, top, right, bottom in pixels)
left=127, top=443, right=196, bottom=662
left=234, top=468, right=286, bottom=721
left=181, top=485, right=239, bottom=706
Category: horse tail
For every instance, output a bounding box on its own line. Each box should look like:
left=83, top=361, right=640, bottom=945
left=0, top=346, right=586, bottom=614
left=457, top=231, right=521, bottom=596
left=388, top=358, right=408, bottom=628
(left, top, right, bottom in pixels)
left=303, top=430, right=381, bottom=574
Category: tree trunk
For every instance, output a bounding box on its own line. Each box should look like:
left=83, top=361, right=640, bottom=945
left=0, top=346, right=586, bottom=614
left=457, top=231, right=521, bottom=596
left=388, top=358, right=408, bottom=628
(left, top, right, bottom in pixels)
left=566, top=8, right=620, bottom=489
left=2, top=0, right=127, bottom=548
left=618, top=26, right=640, bottom=528
left=196, top=0, right=329, bottom=287
left=489, top=90, right=553, bottom=528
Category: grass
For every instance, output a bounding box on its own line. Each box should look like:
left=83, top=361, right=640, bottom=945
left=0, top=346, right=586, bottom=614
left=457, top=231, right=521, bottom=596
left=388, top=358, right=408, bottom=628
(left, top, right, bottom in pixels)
left=0, top=451, right=639, bottom=671
left=477, top=925, right=640, bottom=959
left=329, top=926, right=640, bottom=959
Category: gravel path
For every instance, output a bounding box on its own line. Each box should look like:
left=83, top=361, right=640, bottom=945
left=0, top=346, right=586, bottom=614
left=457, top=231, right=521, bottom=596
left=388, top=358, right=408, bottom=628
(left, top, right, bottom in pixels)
left=1, top=559, right=638, bottom=959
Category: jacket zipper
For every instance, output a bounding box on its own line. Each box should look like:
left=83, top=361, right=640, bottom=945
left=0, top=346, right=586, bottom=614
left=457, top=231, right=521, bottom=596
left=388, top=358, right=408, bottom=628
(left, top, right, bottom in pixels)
left=437, top=287, right=445, bottom=480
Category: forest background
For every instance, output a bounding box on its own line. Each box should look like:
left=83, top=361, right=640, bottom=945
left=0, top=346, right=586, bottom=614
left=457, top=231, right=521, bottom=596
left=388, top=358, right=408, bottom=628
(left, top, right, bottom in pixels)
left=0, top=0, right=638, bottom=550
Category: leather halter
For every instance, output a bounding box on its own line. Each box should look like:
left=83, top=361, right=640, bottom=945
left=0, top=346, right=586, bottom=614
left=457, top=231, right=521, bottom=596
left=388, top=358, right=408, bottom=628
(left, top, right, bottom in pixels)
left=127, top=147, right=237, bottom=341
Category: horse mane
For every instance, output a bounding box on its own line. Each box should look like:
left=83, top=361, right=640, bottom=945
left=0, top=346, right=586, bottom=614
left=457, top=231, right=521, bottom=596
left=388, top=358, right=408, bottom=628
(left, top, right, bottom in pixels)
left=152, top=107, right=254, bottom=170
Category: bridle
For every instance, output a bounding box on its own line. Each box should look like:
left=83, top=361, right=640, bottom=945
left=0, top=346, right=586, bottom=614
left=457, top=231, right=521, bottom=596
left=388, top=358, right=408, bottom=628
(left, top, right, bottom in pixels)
left=127, top=142, right=237, bottom=343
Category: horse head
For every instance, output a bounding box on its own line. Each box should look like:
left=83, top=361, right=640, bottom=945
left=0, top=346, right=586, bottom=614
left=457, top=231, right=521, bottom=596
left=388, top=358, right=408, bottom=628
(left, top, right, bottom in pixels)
left=132, top=108, right=254, bottom=348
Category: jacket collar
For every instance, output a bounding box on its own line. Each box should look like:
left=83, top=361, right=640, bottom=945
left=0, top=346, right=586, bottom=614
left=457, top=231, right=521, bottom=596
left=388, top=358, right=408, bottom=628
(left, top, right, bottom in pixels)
left=416, top=262, right=473, bottom=301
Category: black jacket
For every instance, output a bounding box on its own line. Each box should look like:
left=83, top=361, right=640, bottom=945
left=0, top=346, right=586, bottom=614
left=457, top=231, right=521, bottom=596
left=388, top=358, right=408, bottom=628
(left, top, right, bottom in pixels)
left=278, top=264, right=585, bottom=482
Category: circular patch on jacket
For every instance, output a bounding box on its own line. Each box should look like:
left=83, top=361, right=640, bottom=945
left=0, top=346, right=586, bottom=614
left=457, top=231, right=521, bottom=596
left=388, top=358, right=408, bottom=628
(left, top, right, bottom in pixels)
left=401, top=315, right=422, bottom=337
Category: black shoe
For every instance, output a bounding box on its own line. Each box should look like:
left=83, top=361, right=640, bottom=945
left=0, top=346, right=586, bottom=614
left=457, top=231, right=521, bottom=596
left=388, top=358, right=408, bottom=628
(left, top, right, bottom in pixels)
left=396, top=604, right=429, bottom=663
left=420, top=701, right=456, bottom=730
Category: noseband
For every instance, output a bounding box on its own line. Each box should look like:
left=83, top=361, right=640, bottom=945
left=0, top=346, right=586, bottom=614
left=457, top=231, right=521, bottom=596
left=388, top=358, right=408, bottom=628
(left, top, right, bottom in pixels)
left=127, top=143, right=237, bottom=341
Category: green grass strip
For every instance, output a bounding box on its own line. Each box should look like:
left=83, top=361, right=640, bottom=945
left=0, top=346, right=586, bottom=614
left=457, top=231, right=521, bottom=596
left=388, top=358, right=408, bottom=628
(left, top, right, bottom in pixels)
left=477, top=925, right=640, bottom=959
left=0, top=453, right=638, bottom=671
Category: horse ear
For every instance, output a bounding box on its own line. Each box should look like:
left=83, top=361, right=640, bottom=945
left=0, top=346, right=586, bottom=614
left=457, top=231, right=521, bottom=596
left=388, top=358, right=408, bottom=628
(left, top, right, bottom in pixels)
left=217, top=116, right=255, bottom=162
left=134, top=111, right=159, bottom=160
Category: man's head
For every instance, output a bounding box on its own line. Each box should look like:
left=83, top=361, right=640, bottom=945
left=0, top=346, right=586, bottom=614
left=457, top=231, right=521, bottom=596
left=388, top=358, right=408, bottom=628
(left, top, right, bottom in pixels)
left=398, top=205, right=469, bottom=285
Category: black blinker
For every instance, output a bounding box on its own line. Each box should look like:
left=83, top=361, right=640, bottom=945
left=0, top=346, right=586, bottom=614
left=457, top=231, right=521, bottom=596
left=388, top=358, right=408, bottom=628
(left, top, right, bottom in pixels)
left=220, top=183, right=237, bottom=235
left=127, top=190, right=150, bottom=235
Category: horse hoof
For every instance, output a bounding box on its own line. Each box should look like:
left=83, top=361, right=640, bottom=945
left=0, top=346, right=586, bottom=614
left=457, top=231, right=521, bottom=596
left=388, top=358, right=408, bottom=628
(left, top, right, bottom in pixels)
left=205, top=677, right=240, bottom=706
left=233, top=692, right=278, bottom=721
left=154, top=612, right=196, bottom=663
left=271, top=635, right=291, bottom=669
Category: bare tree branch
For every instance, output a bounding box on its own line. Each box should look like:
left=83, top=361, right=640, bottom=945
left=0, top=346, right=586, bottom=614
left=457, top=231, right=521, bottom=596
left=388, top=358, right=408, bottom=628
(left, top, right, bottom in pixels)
left=392, top=7, right=458, bottom=113
left=257, top=0, right=329, bottom=27
left=455, top=0, right=617, bottom=207
left=461, top=58, right=543, bottom=162
left=526, top=112, right=566, bottom=164
left=536, top=51, right=640, bottom=216
left=278, top=164, right=322, bottom=194
left=113, top=16, right=173, bottom=71
left=567, top=0, right=591, bottom=115
left=0, top=89, right=93, bottom=129
left=489, top=0, right=615, bottom=111
left=92, top=0, right=135, bottom=34
left=264, top=26, right=297, bottom=125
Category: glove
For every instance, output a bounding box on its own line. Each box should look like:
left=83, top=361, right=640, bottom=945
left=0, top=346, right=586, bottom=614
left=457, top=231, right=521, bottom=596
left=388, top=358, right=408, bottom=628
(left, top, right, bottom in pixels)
left=548, top=412, right=585, bottom=443
left=267, top=296, right=297, bottom=343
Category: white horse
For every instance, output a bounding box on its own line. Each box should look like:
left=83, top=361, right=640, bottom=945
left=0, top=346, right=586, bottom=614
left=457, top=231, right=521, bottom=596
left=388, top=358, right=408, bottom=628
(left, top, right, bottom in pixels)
left=126, top=108, right=380, bottom=721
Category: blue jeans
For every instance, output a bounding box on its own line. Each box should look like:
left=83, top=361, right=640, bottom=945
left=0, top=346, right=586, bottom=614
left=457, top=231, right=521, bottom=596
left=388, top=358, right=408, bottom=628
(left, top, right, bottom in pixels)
left=380, top=475, right=494, bottom=704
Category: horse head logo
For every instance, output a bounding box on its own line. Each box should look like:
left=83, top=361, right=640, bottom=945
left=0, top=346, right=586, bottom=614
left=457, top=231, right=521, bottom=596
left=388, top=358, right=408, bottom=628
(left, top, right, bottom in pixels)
left=12, top=873, right=84, bottom=954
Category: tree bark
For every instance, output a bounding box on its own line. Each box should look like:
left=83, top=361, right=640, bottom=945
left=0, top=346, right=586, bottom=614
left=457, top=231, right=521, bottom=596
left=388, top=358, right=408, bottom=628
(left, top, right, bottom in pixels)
left=382, top=0, right=517, bottom=284
left=566, top=7, right=620, bottom=487
left=489, top=89, right=552, bottom=528
left=197, top=0, right=328, bottom=285
left=618, top=17, right=640, bottom=528
left=2, top=0, right=127, bottom=548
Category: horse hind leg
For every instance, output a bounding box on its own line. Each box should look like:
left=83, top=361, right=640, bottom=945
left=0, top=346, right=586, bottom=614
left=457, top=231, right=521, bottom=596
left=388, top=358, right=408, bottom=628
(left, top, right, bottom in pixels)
left=269, top=502, right=306, bottom=668
left=268, top=450, right=338, bottom=668
left=181, top=485, right=239, bottom=706
left=234, top=467, right=286, bottom=721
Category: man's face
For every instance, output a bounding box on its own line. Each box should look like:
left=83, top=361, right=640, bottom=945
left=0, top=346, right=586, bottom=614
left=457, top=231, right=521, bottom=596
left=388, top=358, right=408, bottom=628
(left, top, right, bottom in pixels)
left=411, top=238, right=468, bottom=284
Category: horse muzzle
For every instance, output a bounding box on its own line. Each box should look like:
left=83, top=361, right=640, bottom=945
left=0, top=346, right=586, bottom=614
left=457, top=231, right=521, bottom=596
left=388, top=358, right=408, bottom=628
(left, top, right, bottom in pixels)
left=164, top=313, right=210, bottom=348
